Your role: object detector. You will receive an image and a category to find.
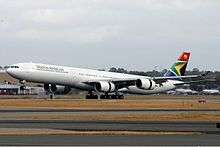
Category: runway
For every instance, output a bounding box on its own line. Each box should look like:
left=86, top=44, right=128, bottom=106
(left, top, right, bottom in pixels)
left=0, top=108, right=219, bottom=132
left=0, top=134, right=220, bottom=146
left=0, top=120, right=219, bottom=146
left=0, top=98, right=219, bottom=145
left=0, top=109, right=220, bottom=118
left=0, top=120, right=219, bottom=132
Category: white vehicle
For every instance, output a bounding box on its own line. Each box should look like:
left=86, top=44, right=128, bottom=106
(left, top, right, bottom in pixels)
left=202, top=89, right=219, bottom=95
left=175, top=88, right=198, bottom=95
left=6, top=52, right=206, bottom=99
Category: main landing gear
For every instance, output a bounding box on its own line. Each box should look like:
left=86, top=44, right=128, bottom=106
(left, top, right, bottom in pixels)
left=49, top=93, right=55, bottom=99
left=100, top=93, right=124, bottom=99
left=47, top=88, right=55, bottom=99
left=85, top=91, right=124, bottom=99
left=86, top=91, right=99, bottom=99
left=44, top=84, right=56, bottom=99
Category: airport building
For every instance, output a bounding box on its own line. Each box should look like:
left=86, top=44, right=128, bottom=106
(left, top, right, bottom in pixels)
left=0, top=84, right=42, bottom=95
left=0, top=84, right=20, bottom=95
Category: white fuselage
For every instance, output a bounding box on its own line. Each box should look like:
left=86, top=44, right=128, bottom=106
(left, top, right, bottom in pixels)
left=6, top=63, right=181, bottom=95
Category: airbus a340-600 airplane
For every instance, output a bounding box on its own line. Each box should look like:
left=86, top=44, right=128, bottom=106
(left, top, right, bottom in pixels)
left=6, top=52, right=206, bottom=99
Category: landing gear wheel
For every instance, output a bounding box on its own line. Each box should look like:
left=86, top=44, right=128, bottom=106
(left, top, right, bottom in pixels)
left=100, top=94, right=111, bottom=99
left=49, top=93, right=54, bottom=99
left=86, top=94, right=98, bottom=99
left=111, top=95, right=117, bottom=99
left=100, top=95, right=105, bottom=99
left=86, top=91, right=98, bottom=99
left=111, top=94, right=124, bottom=99
left=86, top=95, right=90, bottom=99
left=93, top=94, right=98, bottom=99
left=100, top=94, right=124, bottom=99
left=118, top=95, right=124, bottom=99
left=105, top=95, right=110, bottom=99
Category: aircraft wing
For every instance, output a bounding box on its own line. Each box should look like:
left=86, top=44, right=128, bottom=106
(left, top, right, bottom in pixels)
left=152, top=71, right=211, bottom=84
left=174, top=79, right=216, bottom=86
left=84, top=72, right=211, bottom=88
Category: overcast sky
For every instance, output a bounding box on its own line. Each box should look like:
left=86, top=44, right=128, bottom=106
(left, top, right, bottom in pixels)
left=0, top=0, right=219, bottom=71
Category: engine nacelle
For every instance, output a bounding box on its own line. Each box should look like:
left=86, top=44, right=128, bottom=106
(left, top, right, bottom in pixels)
left=56, top=85, right=72, bottom=94
left=95, top=81, right=116, bottom=93
left=44, top=84, right=71, bottom=94
left=136, top=79, right=156, bottom=90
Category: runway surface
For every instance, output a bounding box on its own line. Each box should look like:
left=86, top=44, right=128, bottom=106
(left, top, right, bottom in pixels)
left=0, top=97, right=219, bottom=145
left=0, top=120, right=219, bottom=145
left=0, top=134, right=220, bottom=146
left=0, top=120, right=219, bottom=132
left=0, top=109, right=220, bottom=119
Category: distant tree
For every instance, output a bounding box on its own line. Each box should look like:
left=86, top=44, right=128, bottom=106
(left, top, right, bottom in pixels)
left=117, top=68, right=127, bottom=73
left=109, top=67, right=117, bottom=72
left=192, top=68, right=200, bottom=72
left=161, top=69, right=168, bottom=75
left=145, top=70, right=163, bottom=77
left=214, top=72, right=220, bottom=85
left=189, top=68, right=200, bottom=75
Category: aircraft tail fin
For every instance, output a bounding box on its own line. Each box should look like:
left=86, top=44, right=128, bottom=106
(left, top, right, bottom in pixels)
left=164, top=52, right=190, bottom=79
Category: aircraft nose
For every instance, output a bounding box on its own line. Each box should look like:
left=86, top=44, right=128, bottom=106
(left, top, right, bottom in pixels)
left=6, top=68, right=20, bottom=77
left=6, top=68, right=15, bottom=76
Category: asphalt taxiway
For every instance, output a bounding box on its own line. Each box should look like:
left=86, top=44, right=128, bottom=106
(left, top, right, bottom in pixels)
left=0, top=109, right=220, bottom=117
left=0, top=134, right=220, bottom=146
left=0, top=120, right=219, bottom=132
left=0, top=120, right=219, bottom=145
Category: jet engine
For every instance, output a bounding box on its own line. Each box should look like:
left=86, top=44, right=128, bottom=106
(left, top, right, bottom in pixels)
left=136, top=79, right=156, bottom=90
left=95, top=81, right=116, bottom=93
left=44, top=84, right=71, bottom=94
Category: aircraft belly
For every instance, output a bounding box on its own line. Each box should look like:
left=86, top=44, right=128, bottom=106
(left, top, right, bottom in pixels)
left=23, top=71, right=93, bottom=91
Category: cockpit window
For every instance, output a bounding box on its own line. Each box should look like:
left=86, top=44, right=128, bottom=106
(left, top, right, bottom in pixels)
left=10, top=66, right=19, bottom=68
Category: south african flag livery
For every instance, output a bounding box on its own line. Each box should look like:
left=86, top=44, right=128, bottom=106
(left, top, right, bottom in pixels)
left=164, top=52, right=190, bottom=79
